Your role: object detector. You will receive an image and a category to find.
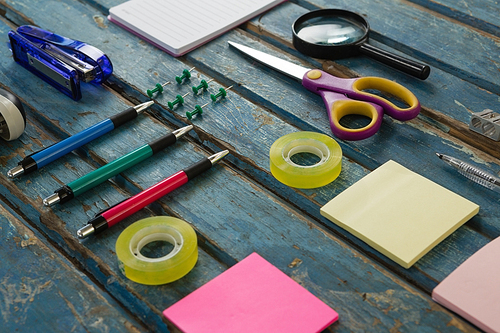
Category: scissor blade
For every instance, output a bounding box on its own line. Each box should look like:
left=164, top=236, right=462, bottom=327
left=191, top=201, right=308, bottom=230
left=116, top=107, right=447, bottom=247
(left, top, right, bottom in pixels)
left=228, top=41, right=310, bottom=81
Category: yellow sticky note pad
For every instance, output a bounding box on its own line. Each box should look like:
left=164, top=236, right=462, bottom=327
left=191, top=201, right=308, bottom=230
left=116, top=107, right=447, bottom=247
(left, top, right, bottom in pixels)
left=320, top=160, right=479, bottom=268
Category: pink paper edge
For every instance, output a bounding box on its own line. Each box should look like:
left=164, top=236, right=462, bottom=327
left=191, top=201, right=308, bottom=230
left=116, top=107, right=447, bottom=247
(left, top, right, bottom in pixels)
left=432, top=290, right=496, bottom=333
left=432, top=237, right=500, bottom=333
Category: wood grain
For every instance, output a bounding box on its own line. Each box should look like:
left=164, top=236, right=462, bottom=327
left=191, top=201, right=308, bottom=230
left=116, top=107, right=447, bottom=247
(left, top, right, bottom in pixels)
left=0, top=0, right=498, bottom=331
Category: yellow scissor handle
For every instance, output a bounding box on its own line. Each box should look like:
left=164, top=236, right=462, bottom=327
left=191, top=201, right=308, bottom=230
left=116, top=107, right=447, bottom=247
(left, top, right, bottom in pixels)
left=328, top=99, right=384, bottom=141
left=352, top=77, right=420, bottom=121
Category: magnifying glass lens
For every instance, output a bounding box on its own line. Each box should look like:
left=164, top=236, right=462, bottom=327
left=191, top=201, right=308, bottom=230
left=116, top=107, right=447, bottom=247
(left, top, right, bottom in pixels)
left=293, top=9, right=430, bottom=79
left=295, top=16, right=365, bottom=46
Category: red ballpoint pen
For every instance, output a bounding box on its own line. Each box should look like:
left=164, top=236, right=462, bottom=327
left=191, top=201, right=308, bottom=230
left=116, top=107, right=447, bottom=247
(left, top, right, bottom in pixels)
left=76, top=150, right=229, bottom=239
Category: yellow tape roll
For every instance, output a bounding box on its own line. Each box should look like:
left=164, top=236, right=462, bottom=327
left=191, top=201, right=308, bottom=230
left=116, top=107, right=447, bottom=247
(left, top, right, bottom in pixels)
left=270, top=131, right=342, bottom=188
left=115, top=216, right=198, bottom=285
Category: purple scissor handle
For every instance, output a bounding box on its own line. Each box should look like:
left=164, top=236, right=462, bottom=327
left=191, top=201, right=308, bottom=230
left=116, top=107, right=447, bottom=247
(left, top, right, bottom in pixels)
left=302, top=69, right=420, bottom=140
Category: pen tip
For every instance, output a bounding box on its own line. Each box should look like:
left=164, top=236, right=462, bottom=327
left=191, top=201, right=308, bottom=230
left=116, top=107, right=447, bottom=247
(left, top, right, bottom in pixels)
left=173, top=124, right=193, bottom=138
left=436, top=153, right=443, bottom=159
left=139, top=101, right=155, bottom=108
left=208, top=150, right=229, bottom=164
left=135, top=100, right=155, bottom=113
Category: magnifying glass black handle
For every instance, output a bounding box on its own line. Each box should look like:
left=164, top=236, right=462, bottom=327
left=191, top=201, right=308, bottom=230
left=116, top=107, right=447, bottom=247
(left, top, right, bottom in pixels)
left=359, top=44, right=430, bottom=80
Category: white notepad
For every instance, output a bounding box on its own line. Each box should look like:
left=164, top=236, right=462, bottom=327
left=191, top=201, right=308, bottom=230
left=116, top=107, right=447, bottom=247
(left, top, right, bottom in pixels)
left=108, top=0, right=286, bottom=57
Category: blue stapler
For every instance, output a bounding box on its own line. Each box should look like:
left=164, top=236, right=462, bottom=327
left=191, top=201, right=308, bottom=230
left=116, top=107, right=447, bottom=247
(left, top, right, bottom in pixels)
left=8, top=25, right=113, bottom=101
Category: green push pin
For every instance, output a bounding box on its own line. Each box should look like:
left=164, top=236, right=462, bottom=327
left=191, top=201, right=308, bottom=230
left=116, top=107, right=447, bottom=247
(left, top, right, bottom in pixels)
left=210, top=85, right=233, bottom=102
left=167, top=92, right=190, bottom=110
left=192, top=79, right=214, bottom=95
left=146, top=81, right=171, bottom=98
left=186, top=102, right=209, bottom=120
left=175, top=67, right=195, bottom=84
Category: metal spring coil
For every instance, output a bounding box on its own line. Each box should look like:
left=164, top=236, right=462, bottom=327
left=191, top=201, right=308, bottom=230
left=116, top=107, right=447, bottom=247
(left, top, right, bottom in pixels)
left=457, top=161, right=500, bottom=193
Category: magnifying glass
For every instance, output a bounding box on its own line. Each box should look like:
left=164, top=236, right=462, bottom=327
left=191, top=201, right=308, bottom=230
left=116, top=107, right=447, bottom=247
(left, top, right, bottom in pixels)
left=292, top=9, right=430, bottom=80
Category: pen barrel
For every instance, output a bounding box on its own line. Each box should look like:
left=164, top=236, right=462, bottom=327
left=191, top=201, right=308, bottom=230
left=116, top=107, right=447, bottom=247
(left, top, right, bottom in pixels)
left=183, top=157, right=212, bottom=180
left=456, top=162, right=500, bottom=193
left=148, top=132, right=176, bottom=154
left=69, top=132, right=177, bottom=197
left=18, top=156, right=37, bottom=175
left=69, top=144, right=154, bottom=197
left=109, top=106, right=137, bottom=128
left=54, top=185, right=74, bottom=204
left=102, top=170, right=188, bottom=227
left=33, top=119, right=114, bottom=169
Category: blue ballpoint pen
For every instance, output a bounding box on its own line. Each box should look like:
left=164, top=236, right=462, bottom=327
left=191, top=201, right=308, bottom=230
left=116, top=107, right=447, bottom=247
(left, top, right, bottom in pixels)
left=436, top=153, right=500, bottom=193
left=7, top=101, right=154, bottom=178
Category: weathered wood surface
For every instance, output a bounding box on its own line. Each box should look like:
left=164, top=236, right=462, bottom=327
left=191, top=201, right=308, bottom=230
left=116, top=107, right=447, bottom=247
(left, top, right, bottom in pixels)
left=406, top=0, right=500, bottom=37
left=0, top=198, right=147, bottom=332
left=0, top=0, right=499, bottom=331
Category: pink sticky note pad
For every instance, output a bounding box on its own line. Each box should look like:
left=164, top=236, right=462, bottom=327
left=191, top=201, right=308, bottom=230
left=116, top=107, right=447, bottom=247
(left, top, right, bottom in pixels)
left=432, top=236, right=500, bottom=333
left=163, top=253, right=338, bottom=332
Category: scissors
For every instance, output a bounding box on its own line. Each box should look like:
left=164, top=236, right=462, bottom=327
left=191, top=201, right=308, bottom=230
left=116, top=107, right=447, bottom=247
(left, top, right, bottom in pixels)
left=228, top=41, right=420, bottom=140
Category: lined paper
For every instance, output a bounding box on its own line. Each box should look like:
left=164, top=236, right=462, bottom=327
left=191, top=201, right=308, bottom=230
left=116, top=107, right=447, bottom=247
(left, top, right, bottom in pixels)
left=109, top=0, right=285, bottom=56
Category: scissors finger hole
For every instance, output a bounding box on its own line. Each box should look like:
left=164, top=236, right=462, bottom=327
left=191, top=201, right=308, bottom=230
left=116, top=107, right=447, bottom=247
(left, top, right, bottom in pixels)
left=339, top=114, right=373, bottom=130
left=360, top=88, right=411, bottom=109
left=329, top=100, right=382, bottom=140
left=332, top=100, right=379, bottom=131
left=352, top=77, right=420, bottom=118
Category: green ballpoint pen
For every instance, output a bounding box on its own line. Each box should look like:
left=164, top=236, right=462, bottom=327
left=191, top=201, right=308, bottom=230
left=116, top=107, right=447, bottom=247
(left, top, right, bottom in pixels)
left=42, top=125, right=193, bottom=206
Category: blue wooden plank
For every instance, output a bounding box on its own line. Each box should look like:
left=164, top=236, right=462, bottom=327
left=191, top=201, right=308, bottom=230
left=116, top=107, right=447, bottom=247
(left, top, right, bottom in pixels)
left=407, top=0, right=500, bottom=37
left=184, top=32, right=500, bottom=226
left=2, top=0, right=497, bottom=296
left=2, top=116, right=477, bottom=331
left=240, top=2, right=500, bottom=163
left=0, top=0, right=496, bottom=331
left=0, top=104, right=228, bottom=331
left=0, top=202, right=147, bottom=332
left=0, top=158, right=228, bottom=332
left=291, top=0, right=500, bottom=95
left=181, top=34, right=500, bottom=294
left=246, top=2, right=500, bottom=140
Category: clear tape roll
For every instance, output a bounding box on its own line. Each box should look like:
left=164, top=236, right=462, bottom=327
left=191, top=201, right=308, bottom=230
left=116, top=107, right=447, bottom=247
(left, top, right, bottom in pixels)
left=270, top=131, right=342, bottom=188
left=0, top=94, right=25, bottom=141
left=115, top=216, right=198, bottom=285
